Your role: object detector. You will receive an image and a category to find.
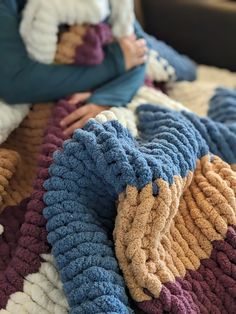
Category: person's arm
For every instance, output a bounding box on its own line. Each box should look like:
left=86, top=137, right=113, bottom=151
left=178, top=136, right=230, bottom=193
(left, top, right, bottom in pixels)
left=88, top=64, right=146, bottom=107
left=0, top=2, right=125, bottom=104
left=87, top=20, right=147, bottom=107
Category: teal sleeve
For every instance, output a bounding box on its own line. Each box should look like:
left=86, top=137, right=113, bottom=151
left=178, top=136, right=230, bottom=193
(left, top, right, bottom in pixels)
left=0, top=2, right=125, bottom=104
left=88, top=64, right=145, bottom=107
left=87, top=21, right=146, bottom=107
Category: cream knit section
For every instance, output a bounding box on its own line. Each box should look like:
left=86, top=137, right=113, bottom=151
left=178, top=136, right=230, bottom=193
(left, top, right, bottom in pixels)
left=109, top=0, right=135, bottom=38
left=146, top=50, right=176, bottom=83
left=0, top=254, right=69, bottom=314
left=20, top=0, right=135, bottom=63
left=95, top=86, right=187, bottom=137
left=128, top=86, right=187, bottom=113
left=167, top=81, right=218, bottom=117
left=198, top=65, right=236, bottom=88
left=0, top=100, right=30, bottom=145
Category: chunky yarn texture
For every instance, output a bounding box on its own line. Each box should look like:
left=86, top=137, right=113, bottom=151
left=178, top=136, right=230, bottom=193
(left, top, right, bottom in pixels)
left=1, top=85, right=236, bottom=314
left=43, top=92, right=236, bottom=313
left=19, top=0, right=197, bottom=85
left=55, top=24, right=113, bottom=65
left=0, top=101, right=69, bottom=313
left=20, top=0, right=134, bottom=63
left=1, top=11, right=236, bottom=312
left=0, top=100, right=29, bottom=145
left=0, top=105, right=53, bottom=212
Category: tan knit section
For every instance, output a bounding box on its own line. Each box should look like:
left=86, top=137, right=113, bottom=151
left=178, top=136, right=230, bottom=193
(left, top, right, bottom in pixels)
left=0, top=149, right=21, bottom=209
left=114, top=155, right=236, bottom=302
left=55, top=25, right=87, bottom=64
left=0, top=104, right=53, bottom=211
left=232, top=164, right=236, bottom=172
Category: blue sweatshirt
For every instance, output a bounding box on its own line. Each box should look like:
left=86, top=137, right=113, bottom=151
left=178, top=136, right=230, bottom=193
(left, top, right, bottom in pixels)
left=0, top=0, right=146, bottom=106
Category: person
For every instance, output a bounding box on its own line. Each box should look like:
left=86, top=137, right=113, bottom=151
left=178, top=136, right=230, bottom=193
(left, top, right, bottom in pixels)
left=0, top=0, right=147, bottom=135
left=0, top=0, right=196, bottom=136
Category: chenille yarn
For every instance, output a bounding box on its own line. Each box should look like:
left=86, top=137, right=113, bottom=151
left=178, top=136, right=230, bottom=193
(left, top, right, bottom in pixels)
left=0, top=104, right=53, bottom=211
left=1, top=5, right=236, bottom=311
left=0, top=101, right=71, bottom=312
left=145, top=35, right=197, bottom=82
left=20, top=0, right=135, bottom=63
left=95, top=86, right=187, bottom=138
left=43, top=96, right=236, bottom=313
left=167, top=64, right=236, bottom=117
left=198, top=65, right=236, bottom=88
left=167, top=81, right=218, bottom=116
left=1, top=19, right=137, bottom=313
left=55, top=24, right=112, bottom=65
left=0, top=100, right=29, bottom=145
left=0, top=99, right=133, bottom=314
left=1, top=87, right=236, bottom=313
left=208, top=87, right=236, bottom=125
left=20, top=0, right=197, bottom=85
left=1, top=83, right=236, bottom=314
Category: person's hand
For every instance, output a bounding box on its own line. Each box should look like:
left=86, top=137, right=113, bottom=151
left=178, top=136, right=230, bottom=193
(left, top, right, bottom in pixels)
left=60, top=103, right=110, bottom=136
left=67, top=92, right=91, bottom=106
left=119, top=35, right=148, bottom=71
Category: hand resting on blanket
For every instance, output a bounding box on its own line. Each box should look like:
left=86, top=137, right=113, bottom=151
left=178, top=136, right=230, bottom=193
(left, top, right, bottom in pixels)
left=60, top=35, right=147, bottom=135
left=60, top=92, right=108, bottom=135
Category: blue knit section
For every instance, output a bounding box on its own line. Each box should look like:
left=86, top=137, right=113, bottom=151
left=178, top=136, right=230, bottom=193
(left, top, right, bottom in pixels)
left=136, top=105, right=208, bottom=181
left=43, top=103, right=236, bottom=313
left=186, top=87, right=236, bottom=164
left=133, top=21, right=196, bottom=82
left=180, top=113, right=236, bottom=165
left=145, top=34, right=197, bottom=82
left=208, top=87, right=236, bottom=125
left=137, top=102, right=236, bottom=166
left=43, top=108, right=208, bottom=313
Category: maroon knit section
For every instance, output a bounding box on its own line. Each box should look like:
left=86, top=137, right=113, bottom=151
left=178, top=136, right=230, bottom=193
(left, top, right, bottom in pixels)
left=0, top=100, right=73, bottom=309
left=0, top=199, right=29, bottom=272
left=75, top=23, right=113, bottom=65
left=137, top=226, right=236, bottom=314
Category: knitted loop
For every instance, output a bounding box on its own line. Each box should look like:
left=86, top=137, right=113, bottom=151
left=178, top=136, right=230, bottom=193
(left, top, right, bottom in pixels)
left=0, top=149, right=20, bottom=209
left=20, top=0, right=133, bottom=63
left=0, top=105, right=53, bottom=211
left=115, top=155, right=236, bottom=306
left=55, top=24, right=112, bottom=65
left=0, top=101, right=29, bottom=145
left=44, top=103, right=236, bottom=313
left=0, top=102, right=67, bottom=310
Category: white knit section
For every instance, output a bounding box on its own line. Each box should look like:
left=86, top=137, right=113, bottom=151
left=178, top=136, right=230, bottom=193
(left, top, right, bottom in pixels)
left=128, top=86, right=187, bottom=112
left=109, top=0, right=135, bottom=37
left=146, top=50, right=176, bottom=82
left=0, top=101, right=30, bottom=145
left=20, top=0, right=135, bottom=63
left=96, top=107, right=138, bottom=137
left=198, top=65, right=236, bottom=88
left=167, top=81, right=218, bottom=116
left=0, top=254, right=69, bottom=314
left=96, top=86, right=187, bottom=137
left=0, top=224, right=4, bottom=235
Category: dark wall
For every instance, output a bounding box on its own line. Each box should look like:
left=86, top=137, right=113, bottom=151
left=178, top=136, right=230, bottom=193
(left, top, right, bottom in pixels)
left=141, top=0, right=236, bottom=71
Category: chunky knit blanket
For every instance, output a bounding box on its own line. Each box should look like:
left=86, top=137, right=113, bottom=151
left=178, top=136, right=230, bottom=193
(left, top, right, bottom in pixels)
left=1, top=84, right=236, bottom=313
left=20, top=0, right=135, bottom=63
left=0, top=101, right=29, bottom=146
left=1, top=21, right=236, bottom=314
